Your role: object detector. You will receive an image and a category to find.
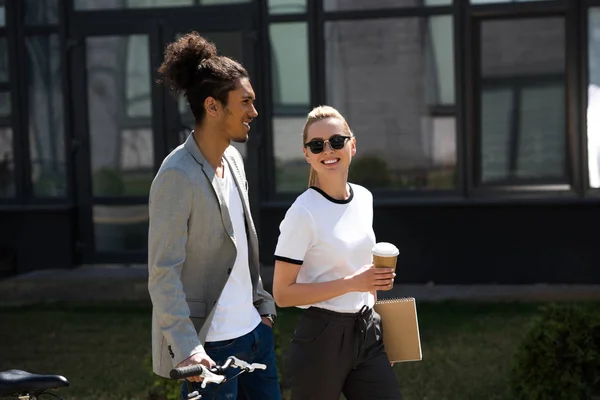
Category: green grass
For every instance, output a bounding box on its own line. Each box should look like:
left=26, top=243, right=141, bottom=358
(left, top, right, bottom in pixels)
left=0, top=301, right=583, bottom=400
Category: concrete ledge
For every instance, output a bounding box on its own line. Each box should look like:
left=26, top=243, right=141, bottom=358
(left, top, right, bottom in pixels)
left=1, top=264, right=600, bottom=307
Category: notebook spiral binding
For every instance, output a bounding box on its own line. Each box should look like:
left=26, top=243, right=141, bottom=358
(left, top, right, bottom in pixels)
left=375, top=297, right=415, bottom=304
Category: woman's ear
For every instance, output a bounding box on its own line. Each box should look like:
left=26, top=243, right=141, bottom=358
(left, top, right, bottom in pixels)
left=303, top=146, right=311, bottom=163
left=351, top=137, right=357, bottom=156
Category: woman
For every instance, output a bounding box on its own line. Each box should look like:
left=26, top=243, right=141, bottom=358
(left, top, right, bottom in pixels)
left=273, top=105, right=402, bottom=399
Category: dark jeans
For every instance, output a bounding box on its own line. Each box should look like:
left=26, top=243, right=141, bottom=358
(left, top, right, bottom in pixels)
left=289, top=306, right=402, bottom=400
left=181, top=322, right=281, bottom=400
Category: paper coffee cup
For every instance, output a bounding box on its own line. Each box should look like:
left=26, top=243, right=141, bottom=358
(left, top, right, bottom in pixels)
left=372, top=242, right=399, bottom=271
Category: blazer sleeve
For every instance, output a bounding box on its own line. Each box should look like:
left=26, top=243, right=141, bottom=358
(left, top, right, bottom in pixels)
left=148, top=167, right=206, bottom=366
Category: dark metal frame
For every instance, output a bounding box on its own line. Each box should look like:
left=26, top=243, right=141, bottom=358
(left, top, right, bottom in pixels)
left=66, top=1, right=259, bottom=263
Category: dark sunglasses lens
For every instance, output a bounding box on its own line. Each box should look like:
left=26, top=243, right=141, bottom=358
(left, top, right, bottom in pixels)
left=308, top=141, right=324, bottom=154
left=329, top=136, right=347, bottom=150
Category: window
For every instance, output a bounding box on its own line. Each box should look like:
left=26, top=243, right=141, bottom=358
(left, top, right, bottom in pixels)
left=478, top=18, right=566, bottom=185
left=93, top=205, right=148, bottom=252
left=471, top=0, right=554, bottom=4
left=86, top=35, right=154, bottom=197
left=24, top=0, right=59, bottom=25
left=0, top=127, right=14, bottom=197
left=26, top=35, right=66, bottom=197
left=268, top=0, right=306, bottom=14
left=324, top=0, right=451, bottom=11
left=588, top=8, right=600, bottom=189
left=0, top=2, right=5, bottom=27
left=0, top=37, right=7, bottom=82
left=325, top=16, right=456, bottom=191
left=270, top=22, right=311, bottom=193
left=74, top=0, right=249, bottom=10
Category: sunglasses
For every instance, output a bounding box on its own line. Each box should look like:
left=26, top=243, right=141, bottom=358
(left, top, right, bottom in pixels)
left=304, top=135, right=351, bottom=154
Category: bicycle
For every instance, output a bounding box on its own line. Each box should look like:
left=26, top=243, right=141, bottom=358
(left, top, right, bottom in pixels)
left=0, top=356, right=265, bottom=400
left=170, top=356, right=267, bottom=400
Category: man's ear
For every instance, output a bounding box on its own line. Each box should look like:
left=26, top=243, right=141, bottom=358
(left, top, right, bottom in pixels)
left=204, top=97, right=219, bottom=117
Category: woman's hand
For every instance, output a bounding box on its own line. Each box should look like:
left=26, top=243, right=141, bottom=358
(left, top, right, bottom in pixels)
left=348, top=264, right=395, bottom=292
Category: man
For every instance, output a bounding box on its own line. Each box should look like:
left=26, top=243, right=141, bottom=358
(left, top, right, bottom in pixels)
left=148, top=32, right=280, bottom=400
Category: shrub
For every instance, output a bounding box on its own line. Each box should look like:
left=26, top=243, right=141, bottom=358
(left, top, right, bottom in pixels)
left=510, top=303, right=600, bottom=400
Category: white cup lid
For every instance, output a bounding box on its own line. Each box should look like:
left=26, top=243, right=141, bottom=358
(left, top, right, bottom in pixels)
left=372, top=242, right=399, bottom=257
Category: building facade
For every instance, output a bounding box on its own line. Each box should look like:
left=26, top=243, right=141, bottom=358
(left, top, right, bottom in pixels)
left=0, top=0, right=598, bottom=283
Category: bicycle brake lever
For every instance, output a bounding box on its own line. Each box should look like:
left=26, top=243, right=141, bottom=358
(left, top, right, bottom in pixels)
left=228, top=356, right=267, bottom=372
left=199, top=367, right=225, bottom=388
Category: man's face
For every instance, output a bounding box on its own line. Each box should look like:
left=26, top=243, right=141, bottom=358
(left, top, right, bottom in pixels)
left=220, top=78, right=258, bottom=143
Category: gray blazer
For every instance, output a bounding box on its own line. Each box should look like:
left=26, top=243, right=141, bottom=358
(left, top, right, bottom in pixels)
left=147, top=133, right=276, bottom=378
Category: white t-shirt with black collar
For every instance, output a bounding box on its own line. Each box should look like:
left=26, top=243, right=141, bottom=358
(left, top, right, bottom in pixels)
left=274, top=183, right=376, bottom=313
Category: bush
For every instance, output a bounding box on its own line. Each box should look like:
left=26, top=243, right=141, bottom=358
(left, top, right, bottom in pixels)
left=510, top=303, right=600, bottom=400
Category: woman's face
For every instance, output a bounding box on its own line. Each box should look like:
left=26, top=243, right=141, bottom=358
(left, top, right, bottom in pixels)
left=303, top=117, right=356, bottom=179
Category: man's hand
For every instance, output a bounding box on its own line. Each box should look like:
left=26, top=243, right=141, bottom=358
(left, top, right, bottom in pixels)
left=261, top=315, right=273, bottom=328
left=177, top=352, right=216, bottom=383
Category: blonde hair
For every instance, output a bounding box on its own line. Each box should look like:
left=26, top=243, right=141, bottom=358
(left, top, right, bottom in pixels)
left=303, top=105, right=353, bottom=187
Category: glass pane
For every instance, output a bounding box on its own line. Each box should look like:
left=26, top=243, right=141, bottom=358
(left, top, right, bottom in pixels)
left=75, top=0, right=193, bottom=10
left=471, top=0, right=553, bottom=3
left=86, top=35, right=154, bottom=197
left=199, top=0, right=250, bottom=4
left=321, top=17, right=456, bottom=191
left=589, top=8, right=600, bottom=189
left=93, top=205, right=149, bottom=252
left=25, top=0, right=59, bottom=25
left=0, top=127, right=15, bottom=197
left=26, top=35, right=66, bottom=197
left=480, top=18, right=565, bottom=184
left=0, top=4, right=5, bottom=27
left=269, top=0, right=306, bottom=14
left=324, top=0, right=451, bottom=11
left=175, top=31, right=247, bottom=159
left=0, top=37, right=8, bottom=82
left=0, top=92, right=9, bottom=117
left=274, top=116, right=307, bottom=193
left=269, top=23, right=310, bottom=110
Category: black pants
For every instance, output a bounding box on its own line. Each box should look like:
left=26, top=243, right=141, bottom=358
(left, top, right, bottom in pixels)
left=288, top=306, right=402, bottom=400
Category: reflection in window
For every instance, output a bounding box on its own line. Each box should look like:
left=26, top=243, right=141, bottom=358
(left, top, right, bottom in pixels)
left=268, top=0, right=306, bottom=14
left=323, top=17, right=456, bottom=190
left=589, top=8, right=600, bottom=189
left=0, top=37, right=8, bottom=82
left=0, top=127, right=14, bottom=197
left=25, top=0, right=59, bottom=25
left=26, top=35, right=66, bottom=197
left=127, top=35, right=151, bottom=117
left=274, top=116, right=307, bottom=193
left=471, top=0, right=552, bottom=3
left=324, top=0, right=451, bottom=11
left=75, top=0, right=192, bottom=10
left=479, top=18, right=565, bottom=184
left=75, top=0, right=249, bottom=10
left=269, top=23, right=310, bottom=111
left=93, top=205, right=149, bottom=252
left=0, top=92, right=9, bottom=116
left=86, top=35, right=154, bottom=197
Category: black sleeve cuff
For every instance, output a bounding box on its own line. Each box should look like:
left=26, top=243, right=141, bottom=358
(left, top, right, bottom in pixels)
left=274, top=255, right=303, bottom=265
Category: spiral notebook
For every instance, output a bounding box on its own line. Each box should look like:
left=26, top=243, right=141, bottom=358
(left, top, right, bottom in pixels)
left=374, top=297, right=422, bottom=363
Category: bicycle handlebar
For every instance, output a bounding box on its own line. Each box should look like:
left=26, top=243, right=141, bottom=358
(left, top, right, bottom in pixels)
left=169, top=356, right=266, bottom=388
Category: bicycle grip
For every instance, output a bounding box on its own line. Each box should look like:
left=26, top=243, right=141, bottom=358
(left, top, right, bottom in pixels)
left=169, top=364, right=206, bottom=380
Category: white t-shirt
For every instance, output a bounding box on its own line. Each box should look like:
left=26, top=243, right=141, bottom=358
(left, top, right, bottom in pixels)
left=274, top=183, right=376, bottom=313
left=206, top=163, right=261, bottom=341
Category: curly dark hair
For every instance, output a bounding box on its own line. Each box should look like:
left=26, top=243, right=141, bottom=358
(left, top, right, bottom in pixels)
left=156, top=31, right=249, bottom=122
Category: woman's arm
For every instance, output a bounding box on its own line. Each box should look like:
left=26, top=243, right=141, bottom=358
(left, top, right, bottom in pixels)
left=273, top=260, right=395, bottom=308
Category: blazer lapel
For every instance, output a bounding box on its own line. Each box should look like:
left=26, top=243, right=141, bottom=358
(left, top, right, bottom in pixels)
left=184, top=133, right=234, bottom=240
